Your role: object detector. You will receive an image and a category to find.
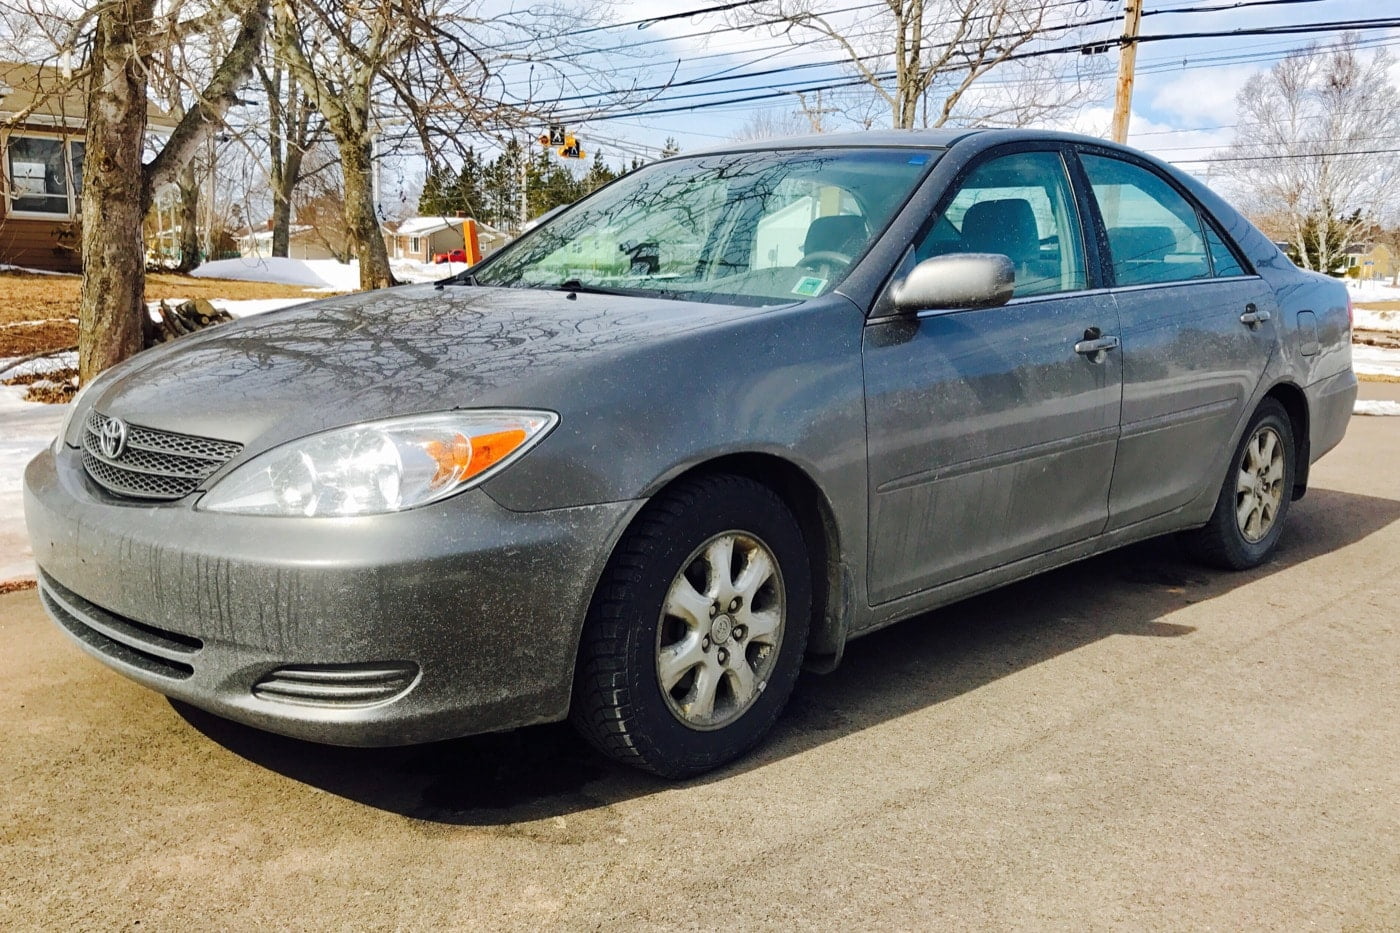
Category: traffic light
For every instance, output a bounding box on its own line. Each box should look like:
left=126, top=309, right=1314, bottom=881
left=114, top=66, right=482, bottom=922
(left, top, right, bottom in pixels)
left=557, top=136, right=584, bottom=159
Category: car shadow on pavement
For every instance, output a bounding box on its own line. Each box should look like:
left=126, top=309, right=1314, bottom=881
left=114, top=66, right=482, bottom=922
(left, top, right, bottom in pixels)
left=174, top=485, right=1400, bottom=825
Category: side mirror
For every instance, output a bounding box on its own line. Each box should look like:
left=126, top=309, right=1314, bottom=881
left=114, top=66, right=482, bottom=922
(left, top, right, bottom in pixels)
left=891, top=253, right=1015, bottom=313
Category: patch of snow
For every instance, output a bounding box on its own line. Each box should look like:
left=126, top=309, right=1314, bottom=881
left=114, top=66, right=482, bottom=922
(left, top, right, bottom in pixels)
left=392, top=259, right=467, bottom=284
left=0, top=263, right=77, bottom=277
left=1354, top=308, right=1400, bottom=333
left=1355, top=399, right=1400, bottom=416
left=0, top=387, right=66, bottom=582
left=190, top=257, right=358, bottom=290
left=1349, top=278, right=1400, bottom=299
left=1353, top=345, right=1400, bottom=378
left=0, top=351, right=76, bottom=379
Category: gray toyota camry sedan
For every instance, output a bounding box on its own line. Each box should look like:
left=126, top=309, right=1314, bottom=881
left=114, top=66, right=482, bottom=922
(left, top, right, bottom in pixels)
left=25, top=130, right=1356, bottom=778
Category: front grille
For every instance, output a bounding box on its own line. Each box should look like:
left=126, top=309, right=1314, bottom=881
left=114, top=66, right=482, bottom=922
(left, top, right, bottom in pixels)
left=253, top=663, right=420, bottom=708
left=39, top=571, right=202, bottom=680
left=81, top=410, right=242, bottom=501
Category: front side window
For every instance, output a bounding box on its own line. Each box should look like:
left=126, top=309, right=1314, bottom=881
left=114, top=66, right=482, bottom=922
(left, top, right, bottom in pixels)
left=1081, top=153, right=1212, bottom=286
left=475, top=148, right=936, bottom=305
left=913, top=150, right=1087, bottom=298
left=7, top=136, right=81, bottom=216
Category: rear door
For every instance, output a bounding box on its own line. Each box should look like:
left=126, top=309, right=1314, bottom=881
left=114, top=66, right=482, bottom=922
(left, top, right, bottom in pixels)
left=1072, top=149, right=1276, bottom=529
left=863, top=147, right=1122, bottom=605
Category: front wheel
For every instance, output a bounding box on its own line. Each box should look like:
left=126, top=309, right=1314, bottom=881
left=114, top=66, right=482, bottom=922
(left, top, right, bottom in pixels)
left=570, top=474, right=811, bottom=778
left=1184, top=399, right=1296, bottom=570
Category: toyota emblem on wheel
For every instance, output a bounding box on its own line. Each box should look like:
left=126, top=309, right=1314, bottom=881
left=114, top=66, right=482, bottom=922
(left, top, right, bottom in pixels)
left=98, top=418, right=128, bottom=459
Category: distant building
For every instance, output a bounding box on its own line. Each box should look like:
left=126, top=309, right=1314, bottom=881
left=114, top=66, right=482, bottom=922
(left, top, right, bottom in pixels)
left=1343, top=243, right=1395, bottom=281
left=383, top=215, right=508, bottom=263
left=236, top=223, right=344, bottom=261
left=0, top=60, right=176, bottom=272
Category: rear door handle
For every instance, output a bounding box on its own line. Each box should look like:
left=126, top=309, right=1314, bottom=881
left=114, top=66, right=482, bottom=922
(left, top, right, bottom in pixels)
left=1240, top=303, right=1271, bottom=328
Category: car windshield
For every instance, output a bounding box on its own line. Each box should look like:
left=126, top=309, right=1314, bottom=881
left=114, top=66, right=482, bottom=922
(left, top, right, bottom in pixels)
left=473, top=147, right=939, bottom=305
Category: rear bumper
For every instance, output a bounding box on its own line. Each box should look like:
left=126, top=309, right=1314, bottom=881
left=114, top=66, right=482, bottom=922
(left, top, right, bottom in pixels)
left=1308, top=367, right=1358, bottom=464
left=24, top=446, right=640, bottom=745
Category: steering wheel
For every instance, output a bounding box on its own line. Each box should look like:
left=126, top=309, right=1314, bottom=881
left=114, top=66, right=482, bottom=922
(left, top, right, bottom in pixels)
left=796, top=250, right=853, bottom=273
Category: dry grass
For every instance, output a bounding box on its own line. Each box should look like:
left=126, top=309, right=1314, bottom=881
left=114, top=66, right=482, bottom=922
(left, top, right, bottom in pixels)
left=0, top=578, right=37, bottom=595
left=1359, top=372, right=1400, bottom=383
left=1354, top=300, right=1400, bottom=311
left=0, top=269, right=337, bottom=357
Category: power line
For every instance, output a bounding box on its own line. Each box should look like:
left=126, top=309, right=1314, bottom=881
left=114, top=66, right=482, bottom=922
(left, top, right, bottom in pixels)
left=546, top=16, right=1400, bottom=123
left=1173, top=147, right=1400, bottom=163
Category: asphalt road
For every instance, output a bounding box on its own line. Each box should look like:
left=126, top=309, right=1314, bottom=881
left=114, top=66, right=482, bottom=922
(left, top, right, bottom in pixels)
left=3, top=413, right=1398, bottom=929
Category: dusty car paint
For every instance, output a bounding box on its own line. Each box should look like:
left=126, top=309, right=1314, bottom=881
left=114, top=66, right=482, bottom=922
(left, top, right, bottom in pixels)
left=24, top=129, right=1356, bottom=748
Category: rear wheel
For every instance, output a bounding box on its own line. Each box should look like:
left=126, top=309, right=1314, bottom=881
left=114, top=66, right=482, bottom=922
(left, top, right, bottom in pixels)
left=1185, top=399, right=1295, bottom=570
left=570, top=474, right=811, bottom=778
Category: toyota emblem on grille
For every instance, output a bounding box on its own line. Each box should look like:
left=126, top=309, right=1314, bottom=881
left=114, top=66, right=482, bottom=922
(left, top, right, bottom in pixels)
left=98, top=417, right=129, bottom=459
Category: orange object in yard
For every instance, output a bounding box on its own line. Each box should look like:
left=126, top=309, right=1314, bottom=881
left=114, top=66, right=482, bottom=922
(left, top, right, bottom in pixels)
left=464, top=219, right=482, bottom=265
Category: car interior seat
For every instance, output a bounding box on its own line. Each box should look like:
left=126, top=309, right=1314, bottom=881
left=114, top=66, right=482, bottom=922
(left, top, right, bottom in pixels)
left=959, top=198, right=1058, bottom=295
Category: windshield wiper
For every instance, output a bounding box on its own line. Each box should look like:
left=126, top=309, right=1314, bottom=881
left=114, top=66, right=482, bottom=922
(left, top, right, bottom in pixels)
left=436, top=270, right=478, bottom=288
left=555, top=278, right=630, bottom=296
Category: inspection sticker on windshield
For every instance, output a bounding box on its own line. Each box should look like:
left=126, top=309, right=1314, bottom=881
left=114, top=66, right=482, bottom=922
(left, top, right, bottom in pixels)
left=791, top=276, right=827, bottom=297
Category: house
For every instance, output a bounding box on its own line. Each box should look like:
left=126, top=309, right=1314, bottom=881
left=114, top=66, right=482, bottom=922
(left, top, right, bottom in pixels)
left=0, top=60, right=176, bottom=272
left=237, top=223, right=344, bottom=261
left=383, top=215, right=508, bottom=263
left=1343, top=243, right=1395, bottom=281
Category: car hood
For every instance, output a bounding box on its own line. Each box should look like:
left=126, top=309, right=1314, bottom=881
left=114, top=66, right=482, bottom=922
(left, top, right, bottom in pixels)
left=88, top=284, right=763, bottom=450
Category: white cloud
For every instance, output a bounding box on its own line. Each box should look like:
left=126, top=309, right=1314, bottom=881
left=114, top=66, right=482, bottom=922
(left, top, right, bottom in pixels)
left=1147, top=64, right=1261, bottom=126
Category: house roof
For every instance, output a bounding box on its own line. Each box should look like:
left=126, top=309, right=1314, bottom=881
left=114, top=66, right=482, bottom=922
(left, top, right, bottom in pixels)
left=0, top=60, right=179, bottom=130
left=394, top=215, right=469, bottom=236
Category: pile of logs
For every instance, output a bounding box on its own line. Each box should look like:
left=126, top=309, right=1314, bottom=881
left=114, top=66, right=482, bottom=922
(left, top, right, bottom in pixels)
left=149, top=298, right=235, bottom=345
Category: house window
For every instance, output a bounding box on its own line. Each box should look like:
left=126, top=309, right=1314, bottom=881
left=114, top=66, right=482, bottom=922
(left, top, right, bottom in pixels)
left=409, top=236, right=421, bottom=253
left=6, top=136, right=84, bottom=217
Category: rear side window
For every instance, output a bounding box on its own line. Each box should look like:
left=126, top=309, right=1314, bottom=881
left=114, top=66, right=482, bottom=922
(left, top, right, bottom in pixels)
left=1081, top=154, right=1212, bottom=286
left=1203, top=222, right=1245, bottom=277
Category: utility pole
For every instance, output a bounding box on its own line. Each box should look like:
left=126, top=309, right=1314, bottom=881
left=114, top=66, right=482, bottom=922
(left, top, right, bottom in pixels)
left=1111, top=0, right=1144, bottom=144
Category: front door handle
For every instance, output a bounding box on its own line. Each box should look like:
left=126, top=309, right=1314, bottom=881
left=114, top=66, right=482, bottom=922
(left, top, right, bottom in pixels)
left=1240, top=303, right=1271, bottom=328
left=1074, top=333, right=1120, bottom=362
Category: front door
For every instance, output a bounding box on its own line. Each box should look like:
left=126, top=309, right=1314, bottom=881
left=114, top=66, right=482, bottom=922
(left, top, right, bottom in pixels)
left=863, top=149, right=1122, bottom=606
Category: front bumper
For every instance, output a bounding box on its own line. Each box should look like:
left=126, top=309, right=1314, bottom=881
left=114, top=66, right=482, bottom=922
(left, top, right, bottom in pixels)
left=23, top=446, right=640, bottom=745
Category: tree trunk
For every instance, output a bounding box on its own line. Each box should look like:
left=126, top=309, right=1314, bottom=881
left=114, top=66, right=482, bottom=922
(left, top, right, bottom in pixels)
left=341, top=137, right=395, bottom=290
left=79, top=0, right=156, bottom=384
left=176, top=162, right=201, bottom=272
left=270, top=186, right=292, bottom=257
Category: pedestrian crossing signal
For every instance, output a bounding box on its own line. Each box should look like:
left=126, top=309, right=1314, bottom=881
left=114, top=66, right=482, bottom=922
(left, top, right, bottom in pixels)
left=557, top=136, right=584, bottom=159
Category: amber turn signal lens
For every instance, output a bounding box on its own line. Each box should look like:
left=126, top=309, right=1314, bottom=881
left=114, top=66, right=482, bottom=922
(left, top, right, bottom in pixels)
left=423, top=428, right=529, bottom=489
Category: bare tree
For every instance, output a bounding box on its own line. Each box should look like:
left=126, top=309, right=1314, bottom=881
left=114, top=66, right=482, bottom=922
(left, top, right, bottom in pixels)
left=1217, top=37, right=1400, bottom=275
left=735, top=106, right=812, bottom=140
left=735, top=0, right=1100, bottom=130
left=254, top=8, right=321, bottom=257
left=78, top=0, right=270, bottom=381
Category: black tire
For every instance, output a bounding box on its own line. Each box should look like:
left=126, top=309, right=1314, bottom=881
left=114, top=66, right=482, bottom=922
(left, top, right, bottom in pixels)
left=1184, top=398, right=1296, bottom=570
left=570, top=473, right=812, bottom=779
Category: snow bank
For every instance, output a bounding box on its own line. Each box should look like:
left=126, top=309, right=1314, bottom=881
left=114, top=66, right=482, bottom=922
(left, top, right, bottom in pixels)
left=392, top=259, right=469, bottom=284
left=0, top=351, right=76, bottom=379
left=1353, top=345, right=1400, bottom=379
left=191, top=257, right=359, bottom=290
left=1354, top=308, right=1400, bottom=333
left=189, top=256, right=468, bottom=289
left=0, top=387, right=65, bottom=582
left=1355, top=399, right=1400, bottom=416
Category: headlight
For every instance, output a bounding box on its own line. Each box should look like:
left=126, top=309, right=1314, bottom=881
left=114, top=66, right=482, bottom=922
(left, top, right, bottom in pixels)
left=52, top=378, right=99, bottom=455
left=198, top=410, right=557, bottom=516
